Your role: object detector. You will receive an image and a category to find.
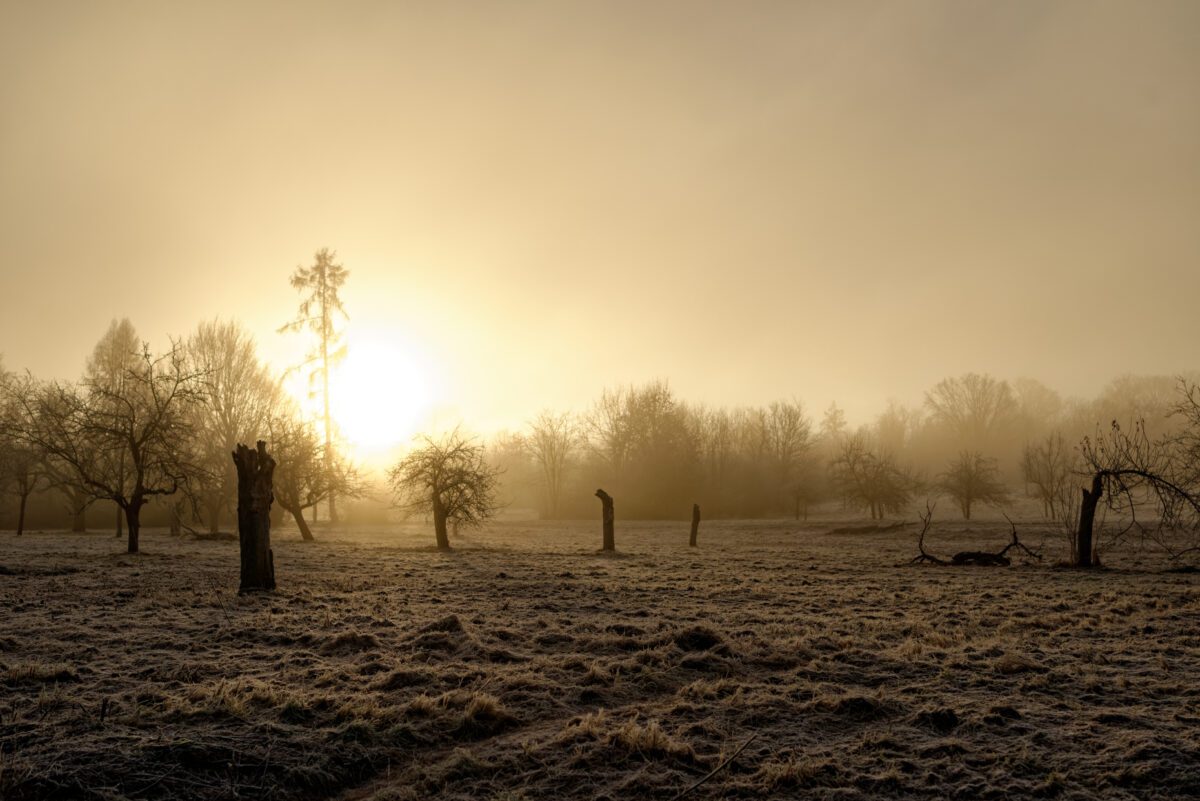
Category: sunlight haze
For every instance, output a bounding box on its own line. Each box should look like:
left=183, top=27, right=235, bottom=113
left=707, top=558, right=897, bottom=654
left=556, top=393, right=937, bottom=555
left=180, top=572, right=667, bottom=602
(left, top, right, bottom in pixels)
left=2, top=0, right=1198, bottom=452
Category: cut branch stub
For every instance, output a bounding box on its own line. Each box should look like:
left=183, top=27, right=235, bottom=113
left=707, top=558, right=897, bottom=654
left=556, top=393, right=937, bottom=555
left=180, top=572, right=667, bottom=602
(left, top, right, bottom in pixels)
left=233, top=440, right=276, bottom=592
left=596, top=489, right=615, bottom=551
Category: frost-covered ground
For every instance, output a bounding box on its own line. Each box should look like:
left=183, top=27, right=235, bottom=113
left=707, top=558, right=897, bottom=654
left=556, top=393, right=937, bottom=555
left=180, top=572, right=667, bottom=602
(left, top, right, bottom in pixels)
left=2, top=516, right=1198, bottom=800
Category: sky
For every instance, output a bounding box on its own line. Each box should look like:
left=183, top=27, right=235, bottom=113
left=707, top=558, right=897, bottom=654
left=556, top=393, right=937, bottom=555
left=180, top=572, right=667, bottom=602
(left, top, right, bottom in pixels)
left=2, top=0, right=1198, bottom=454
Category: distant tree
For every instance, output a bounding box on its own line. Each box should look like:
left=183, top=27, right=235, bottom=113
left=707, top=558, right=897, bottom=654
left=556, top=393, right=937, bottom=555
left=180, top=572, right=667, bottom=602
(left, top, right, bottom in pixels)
left=85, top=319, right=142, bottom=537
left=267, top=409, right=359, bottom=542
left=1021, top=432, right=1075, bottom=520
left=1, top=443, right=47, bottom=536
left=924, top=373, right=1018, bottom=449
left=761, top=400, right=815, bottom=515
left=0, top=372, right=48, bottom=536
left=279, top=248, right=349, bottom=523
left=1013, top=377, right=1063, bottom=438
left=820, top=402, right=848, bottom=442
left=584, top=381, right=697, bottom=517
left=829, top=432, right=916, bottom=520
left=875, top=400, right=922, bottom=458
left=694, top=405, right=737, bottom=515
left=10, top=344, right=203, bottom=553
left=938, top=451, right=1009, bottom=520
left=524, top=411, right=579, bottom=519
left=585, top=386, right=633, bottom=485
left=388, top=429, right=501, bottom=550
left=187, top=320, right=281, bottom=533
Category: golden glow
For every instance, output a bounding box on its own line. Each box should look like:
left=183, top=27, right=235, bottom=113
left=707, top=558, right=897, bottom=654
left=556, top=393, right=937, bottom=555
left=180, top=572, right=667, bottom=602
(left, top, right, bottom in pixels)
left=329, top=331, right=435, bottom=459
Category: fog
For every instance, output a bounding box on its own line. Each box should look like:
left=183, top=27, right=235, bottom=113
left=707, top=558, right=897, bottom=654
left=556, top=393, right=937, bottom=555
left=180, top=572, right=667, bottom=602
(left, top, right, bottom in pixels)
left=2, top=1, right=1198, bottom=434
left=3, top=6, right=1200, bottom=801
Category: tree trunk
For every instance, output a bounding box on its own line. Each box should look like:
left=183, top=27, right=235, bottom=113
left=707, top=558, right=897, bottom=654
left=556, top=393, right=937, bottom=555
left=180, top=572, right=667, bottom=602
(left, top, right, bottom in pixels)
left=169, top=502, right=182, bottom=536
left=208, top=496, right=221, bottom=535
left=596, top=489, right=615, bottom=551
left=116, top=505, right=123, bottom=539
left=433, top=495, right=450, bottom=550
left=125, top=503, right=141, bottom=554
left=71, top=499, right=87, bottom=533
left=292, top=507, right=314, bottom=542
left=1076, top=472, right=1103, bottom=568
left=234, top=441, right=277, bottom=592
left=16, top=490, right=28, bottom=536
left=689, top=503, right=700, bottom=547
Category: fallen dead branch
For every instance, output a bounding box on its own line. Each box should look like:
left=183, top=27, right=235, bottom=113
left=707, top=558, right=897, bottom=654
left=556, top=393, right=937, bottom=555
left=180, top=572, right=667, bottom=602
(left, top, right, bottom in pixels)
left=910, top=504, right=1041, bottom=567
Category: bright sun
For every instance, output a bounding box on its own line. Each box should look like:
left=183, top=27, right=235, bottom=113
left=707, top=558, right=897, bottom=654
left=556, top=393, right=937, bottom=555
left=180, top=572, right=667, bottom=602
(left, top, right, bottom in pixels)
left=328, top=333, right=434, bottom=459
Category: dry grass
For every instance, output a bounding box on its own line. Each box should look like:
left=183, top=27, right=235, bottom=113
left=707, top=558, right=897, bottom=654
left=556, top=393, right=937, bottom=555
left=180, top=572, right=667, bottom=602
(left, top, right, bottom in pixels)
left=1, top=514, right=1198, bottom=800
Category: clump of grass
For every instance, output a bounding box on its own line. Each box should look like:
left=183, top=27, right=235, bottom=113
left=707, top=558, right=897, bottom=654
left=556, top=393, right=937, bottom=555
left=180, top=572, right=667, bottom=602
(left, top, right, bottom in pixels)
left=559, top=711, right=695, bottom=762
left=672, top=625, right=724, bottom=652
left=373, top=668, right=434, bottom=691
left=755, top=756, right=839, bottom=789
left=995, top=653, right=1045, bottom=675
left=320, top=630, right=381, bottom=654
left=814, top=691, right=893, bottom=720
left=610, top=716, right=695, bottom=760
left=1, top=662, right=78, bottom=686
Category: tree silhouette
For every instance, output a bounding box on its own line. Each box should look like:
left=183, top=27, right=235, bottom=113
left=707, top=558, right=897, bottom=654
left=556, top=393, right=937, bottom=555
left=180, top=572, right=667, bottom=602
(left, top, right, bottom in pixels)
left=525, top=410, right=579, bottom=519
left=279, top=248, right=348, bottom=523
left=9, top=345, right=203, bottom=553
left=388, top=429, right=501, bottom=550
left=938, top=451, right=1009, bottom=520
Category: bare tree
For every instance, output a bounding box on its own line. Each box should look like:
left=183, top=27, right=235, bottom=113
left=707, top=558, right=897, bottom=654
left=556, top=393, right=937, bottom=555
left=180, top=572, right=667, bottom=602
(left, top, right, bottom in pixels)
left=6, top=447, right=45, bottom=535
left=938, top=451, right=1009, bottom=520
left=765, top=399, right=814, bottom=512
left=829, top=431, right=916, bottom=520
left=820, top=402, right=848, bottom=442
left=187, top=320, right=281, bottom=533
left=1021, top=431, right=1075, bottom=520
left=268, top=408, right=360, bottom=542
left=585, top=386, right=632, bottom=486
left=525, top=411, right=579, bottom=519
left=1074, top=418, right=1200, bottom=567
left=388, top=429, right=501, bottom=550
left=11, top=344, right=204, bottom=553
left=279, top=248, right=348, bottom=523
left=925, top=373, right=1018, bottom=449
left=84, top=319, right=141, bottom=537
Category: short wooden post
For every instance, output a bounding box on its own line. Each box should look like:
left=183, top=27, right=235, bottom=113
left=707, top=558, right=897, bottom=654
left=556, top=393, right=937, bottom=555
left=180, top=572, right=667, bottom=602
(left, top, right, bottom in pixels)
left=689, top=503, right=700, bottom=547
left=233, top=440, right=277, bottom=592
left=595, top=489, right=615, bottom=551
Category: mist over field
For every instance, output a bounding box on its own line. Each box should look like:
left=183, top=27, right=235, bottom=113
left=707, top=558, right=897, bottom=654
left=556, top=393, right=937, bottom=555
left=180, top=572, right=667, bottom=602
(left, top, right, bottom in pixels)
left=2, top=2, right=1199, bottom=800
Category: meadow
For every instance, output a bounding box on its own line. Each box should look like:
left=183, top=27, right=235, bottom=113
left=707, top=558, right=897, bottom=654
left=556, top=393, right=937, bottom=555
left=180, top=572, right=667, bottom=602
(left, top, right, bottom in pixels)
left=2, top=514, right=1198, bottom=800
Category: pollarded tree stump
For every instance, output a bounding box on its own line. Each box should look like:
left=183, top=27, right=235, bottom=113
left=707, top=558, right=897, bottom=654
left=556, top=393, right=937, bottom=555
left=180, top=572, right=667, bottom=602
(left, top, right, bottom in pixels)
left=233, top=440, right=276, bottom=592
left=689, top=503, right=701, bottom=547
left=596, top=489, right=615, bottom=551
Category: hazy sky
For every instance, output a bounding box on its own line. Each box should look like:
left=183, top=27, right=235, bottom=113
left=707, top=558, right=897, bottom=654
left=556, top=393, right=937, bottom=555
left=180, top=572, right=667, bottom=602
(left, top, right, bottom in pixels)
left=2, top=0, right=1198, bottom=440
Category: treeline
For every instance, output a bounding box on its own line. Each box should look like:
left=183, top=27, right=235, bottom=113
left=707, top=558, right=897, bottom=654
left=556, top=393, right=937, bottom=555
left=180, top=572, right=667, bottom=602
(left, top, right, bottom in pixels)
left=3, top=314, right=1200, bottom=552
left=0, top=318, right=358, bottom=550
left=488, top=372, right=1200, bottom=523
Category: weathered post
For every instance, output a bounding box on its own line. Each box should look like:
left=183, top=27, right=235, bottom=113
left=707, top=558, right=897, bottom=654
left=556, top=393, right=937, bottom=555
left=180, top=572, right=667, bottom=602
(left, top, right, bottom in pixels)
left=689, top=503, right=700, bottom=547
left=595, top=488, right=615, bottom=551
left=1076, top=472, right=1103, bottom=568
left=233, top=440, right=277, bottom=592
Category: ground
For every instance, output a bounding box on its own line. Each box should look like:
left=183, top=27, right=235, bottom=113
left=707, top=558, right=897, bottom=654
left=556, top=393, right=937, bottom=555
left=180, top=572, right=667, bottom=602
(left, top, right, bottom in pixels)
left=2, top=514, right=1198, bottom=801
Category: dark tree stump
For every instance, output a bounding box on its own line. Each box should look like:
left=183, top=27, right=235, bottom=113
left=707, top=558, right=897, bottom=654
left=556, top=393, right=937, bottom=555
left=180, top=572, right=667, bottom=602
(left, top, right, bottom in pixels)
left=689, top=503, right=701, bottom=547
left=1076, top=473, right=1103, bottom=568
left=233, top=440, right=276, bottom=592
left=595, top=489, right=615, bottom=551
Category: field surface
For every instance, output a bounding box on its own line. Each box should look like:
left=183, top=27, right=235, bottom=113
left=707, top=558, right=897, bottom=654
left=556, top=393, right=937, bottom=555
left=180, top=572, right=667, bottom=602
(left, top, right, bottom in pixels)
left=2, top=516, right=1198, bottom=800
